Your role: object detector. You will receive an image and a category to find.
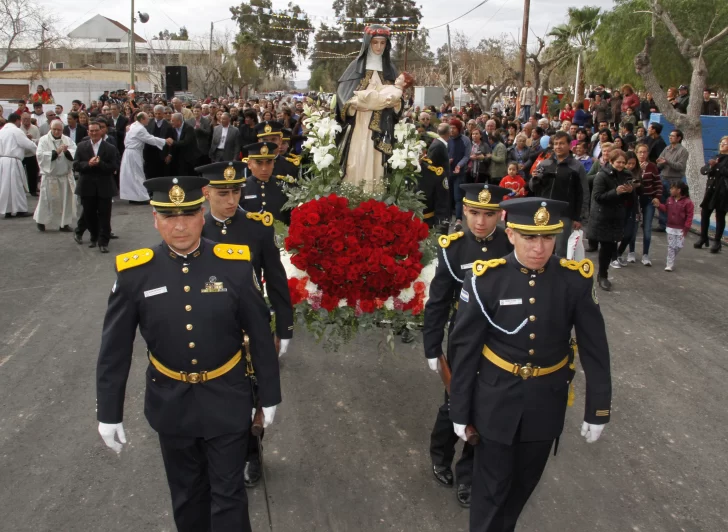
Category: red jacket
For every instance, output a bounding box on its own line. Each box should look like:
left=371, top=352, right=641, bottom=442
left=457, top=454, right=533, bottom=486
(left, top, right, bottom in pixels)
left=621, top=93, right=640, bottom=113
left=658, top=196, right=694, bottom=233
left=499, top=175, right=527, bottom=197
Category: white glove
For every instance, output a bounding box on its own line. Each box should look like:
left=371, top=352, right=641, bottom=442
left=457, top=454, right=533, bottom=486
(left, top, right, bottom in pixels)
left=251, top=405, right=277, bottom=428
left=428, top=358, right=439, bottom=372
left=279, top=338, right=290, bottom=357
left=581, top=422, right=605, bottom=443
left=98, top=422, right=127, bottom=453
left=453, top=422, right=467, bottom=442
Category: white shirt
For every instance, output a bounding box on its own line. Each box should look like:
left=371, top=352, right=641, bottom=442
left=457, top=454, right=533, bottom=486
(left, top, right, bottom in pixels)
left=67, top=127, right=78, bottom=143
left=91, top=139, right=103, bottom=156
left=218, top=126, right=229, bottom=149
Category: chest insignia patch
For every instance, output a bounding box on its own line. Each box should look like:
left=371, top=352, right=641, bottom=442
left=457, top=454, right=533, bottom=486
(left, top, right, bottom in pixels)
left=500, top=298, right=522, bottom=306
left=460, top=289, right=469, bottom=302
left=245, top=195, right=257, bottom=199
left=144, top=286, right=168, bottom=298
left=460, top=262, right=474, bottom=270
left=201, top=276, right=228, bottom=293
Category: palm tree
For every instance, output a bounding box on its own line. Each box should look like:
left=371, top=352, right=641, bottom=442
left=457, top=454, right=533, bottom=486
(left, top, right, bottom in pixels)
left=548, top=6, right=601, bottom=102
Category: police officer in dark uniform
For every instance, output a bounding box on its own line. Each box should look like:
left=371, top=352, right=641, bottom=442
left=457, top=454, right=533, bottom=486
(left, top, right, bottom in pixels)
left=450, top=197, right=612, bottom=532
left=240, top=141, right=296, bottom=225
left=198, top=159, right=294, bottom=487
left=424, top=184, right=514, bottom=508
left=255, top=120, right=300, bottom=179
left=418, top=149, right=452, bottom=232
left=95, top=175, right=281, bottom=532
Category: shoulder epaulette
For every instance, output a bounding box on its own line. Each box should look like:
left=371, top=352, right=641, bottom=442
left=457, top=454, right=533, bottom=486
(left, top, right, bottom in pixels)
left=241, top=157, right=249, bottom=164
left=559, top=258, right=594, bottom=278
left=213, top=244, right=251, bottom=261
left=472, top=258, right=507, bottom=276
left=275, top=174, right=296, bottom=184
left=285, top=156, right=300, bottom=167
left=246, top=211, right=274, bottom=227
left=438, top=231, right=464, bottom=249
left=116, top=248, right=154, bottom=272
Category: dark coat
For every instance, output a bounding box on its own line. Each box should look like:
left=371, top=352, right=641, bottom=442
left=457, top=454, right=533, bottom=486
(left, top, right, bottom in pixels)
left=700, top=154, right=728, bottom=211
left=73, top=139, right=120, bottom=198
left=144, top=119, right=173, bottom=178
left=587, top=163, right=631, bottom=242
left=96, top=239, right=281, bottom=438
left=170, top=123, right=200, bottom=175
left=186, top=116, right=212, bottom=156
left=63, top=124, right=87, bottom=144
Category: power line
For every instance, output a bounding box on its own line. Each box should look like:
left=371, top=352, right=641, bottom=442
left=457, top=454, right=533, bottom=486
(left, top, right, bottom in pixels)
left=424, top=0, right=491, bottom=31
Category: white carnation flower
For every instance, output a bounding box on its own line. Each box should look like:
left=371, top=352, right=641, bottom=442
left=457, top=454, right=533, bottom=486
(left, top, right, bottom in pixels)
left=384, top=297, right=395, bottom=311
left=399, top=286, right=415, bottom=303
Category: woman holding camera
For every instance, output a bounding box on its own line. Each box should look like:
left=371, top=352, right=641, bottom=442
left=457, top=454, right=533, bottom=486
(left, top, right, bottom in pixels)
left=587, top=149, right=634, bottom=291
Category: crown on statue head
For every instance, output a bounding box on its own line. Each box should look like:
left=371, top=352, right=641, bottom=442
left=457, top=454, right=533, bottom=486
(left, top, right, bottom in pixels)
left=365, top=25, right=391, bottom=36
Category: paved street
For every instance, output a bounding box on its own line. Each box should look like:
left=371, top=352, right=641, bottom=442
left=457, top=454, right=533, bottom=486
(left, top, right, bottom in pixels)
left=1, top=198, right=726, bottom=532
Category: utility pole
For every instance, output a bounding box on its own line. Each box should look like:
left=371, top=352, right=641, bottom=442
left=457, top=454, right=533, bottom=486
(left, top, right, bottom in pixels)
left=519, top=0, right=530, bottom=85
left=40, top=24, right=46, bottom=74
left=447, top=24, right=454, bottom=105
left=130, top=0, right=136, bottom=89
left=209, top=22, right=214, bottom=63
left=403, top=32, right=409, bottom=70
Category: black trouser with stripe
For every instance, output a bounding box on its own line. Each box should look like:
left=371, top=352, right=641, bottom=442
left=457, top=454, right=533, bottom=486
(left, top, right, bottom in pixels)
left=429, top=319, right=474, bottom=486
left=470, top=426, right=553, bottom=532
left=159, top=430, right=252, bottom=532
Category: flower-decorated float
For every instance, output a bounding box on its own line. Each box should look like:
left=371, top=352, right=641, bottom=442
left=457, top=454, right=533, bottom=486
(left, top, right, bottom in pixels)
left=277, top=25, right=439, bottom=350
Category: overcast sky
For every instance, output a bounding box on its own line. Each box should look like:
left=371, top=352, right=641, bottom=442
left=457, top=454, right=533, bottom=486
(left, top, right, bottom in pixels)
left=45, top=0, right=613, bottom=82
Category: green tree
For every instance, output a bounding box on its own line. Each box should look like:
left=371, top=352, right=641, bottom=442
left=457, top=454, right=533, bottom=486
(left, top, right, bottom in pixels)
left=548, top=6, right=601, bottom=100
left=156, top=27, right=189, bottom=41
left=629, top=0, right=728, bottom=199
left=593, top=0, right=728, bottom=89
left=230, top=0, right=311, bottom=76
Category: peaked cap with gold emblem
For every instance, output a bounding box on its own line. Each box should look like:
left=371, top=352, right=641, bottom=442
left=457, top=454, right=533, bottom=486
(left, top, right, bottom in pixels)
left=255, top=120, right=283, bottom=138
left=245, top=141, right=278, bottom=160
left=500, top=197, right=568, bottom=235
left=195, top=161, right=248, bottom=187
left=461, top=184, right=513, bottom=211
left=144, top=176, right=209, bottom=214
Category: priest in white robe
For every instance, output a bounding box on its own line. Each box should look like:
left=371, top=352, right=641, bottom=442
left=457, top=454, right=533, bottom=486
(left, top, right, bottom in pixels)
left=0, top=113, right=37, bottom=218
left=34, top=120, right=77, bottom=231
left=120, top=112, right=169, bottom=202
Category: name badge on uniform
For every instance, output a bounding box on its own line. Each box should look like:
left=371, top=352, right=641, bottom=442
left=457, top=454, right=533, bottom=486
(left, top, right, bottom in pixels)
left=460, top=289, right=469, bottom=302
left=201, top=276, right=227, bottom=293
left=245, top=195, right=257, bottom=199
left=460, top=262, right=474, bottom=270
left=144, top=286, right=168, bottom=298
left=500, top=298, right=522, bottom=306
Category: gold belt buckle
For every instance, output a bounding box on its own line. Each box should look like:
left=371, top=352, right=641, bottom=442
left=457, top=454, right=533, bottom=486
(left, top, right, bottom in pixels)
left=514, top=363, right=534, bottom=380
left=181, top=371, right=207, bottom=384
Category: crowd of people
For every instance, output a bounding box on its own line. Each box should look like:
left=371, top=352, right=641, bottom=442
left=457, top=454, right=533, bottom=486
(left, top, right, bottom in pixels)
left=0, top=89, right=308, bottom=253
left=407, top=82, right=726, bottom=291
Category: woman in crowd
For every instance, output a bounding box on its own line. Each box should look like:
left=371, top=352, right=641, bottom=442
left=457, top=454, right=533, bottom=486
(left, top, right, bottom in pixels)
left=488, top=128, right=508, bottom=185
left=571, top=128, right=588, bottom=149
left=467, top=128, right=491, bottom=184
left=695, top=136, right=728, bottom=253
left=621, top=85, right=640, bottom=115
left=507, top=133, right=530, bottom=175
left=634, top=143, right=662, bottom=266
left=261, top=110, right=274, bottom=122
left=591, top=94, right=610, bottom=125
left=560, top=103, right=574, bottom=124
left=666, top=87, right=679, bottom=109
left=592, top=128, right=613, bottom=159
left=610, top=89, right=623, bottom=127
left=635, top=126, right=647, bottom=143
left=613, top=151, right=640, bottom=266
left=78, top=111, right=90, bottom=129
left=588, top=149, right=634, bottom=291
left=613, top=136, right=625, bottom=151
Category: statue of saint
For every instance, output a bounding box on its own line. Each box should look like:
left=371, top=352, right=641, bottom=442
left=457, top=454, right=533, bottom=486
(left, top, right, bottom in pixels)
left=336, top=25, right=408, bottom=193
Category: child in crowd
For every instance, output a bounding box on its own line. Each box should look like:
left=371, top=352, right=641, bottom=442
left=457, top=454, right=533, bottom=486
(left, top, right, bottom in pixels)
left=499, top=162, right=527, bottom=198
left=653, top=182, right=694, bottom=271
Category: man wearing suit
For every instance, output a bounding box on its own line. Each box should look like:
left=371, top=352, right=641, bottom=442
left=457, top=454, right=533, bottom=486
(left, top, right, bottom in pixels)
left=63, top=112, right=87, bottom=145
left=109, top=103, right=128, bottom=155
left=144, top=105, right=174, bottom=178
left=73, top=120, right=120, bottom=253
left=186, top=105, right=212, bottom=166
left=169, top=113, right=200, bottom=176
left=427, top=123, right=452, bottom=231
left=209, top=112, right=241, bottom=162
